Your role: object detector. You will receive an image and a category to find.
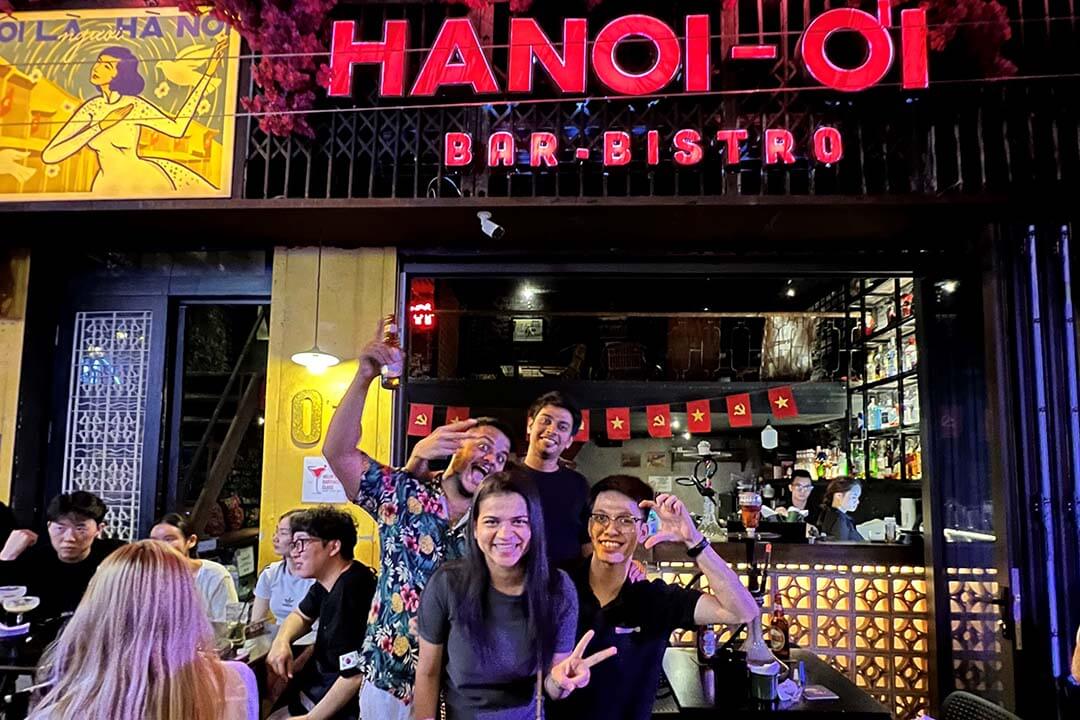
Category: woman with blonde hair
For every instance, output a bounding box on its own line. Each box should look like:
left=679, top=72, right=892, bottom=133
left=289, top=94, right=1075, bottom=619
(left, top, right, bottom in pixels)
left=27, top=540, right=257, bottom=720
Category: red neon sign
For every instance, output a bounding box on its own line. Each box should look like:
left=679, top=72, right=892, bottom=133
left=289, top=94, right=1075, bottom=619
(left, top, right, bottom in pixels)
left=328, top=7, right=929, bottom=98
left=410, top=302, right=436, bottom=330
left=446, top=127, right=845, bottom=168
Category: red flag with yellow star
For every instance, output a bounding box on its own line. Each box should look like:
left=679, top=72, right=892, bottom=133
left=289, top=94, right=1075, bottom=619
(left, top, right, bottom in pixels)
left=726, top=393, right=753, bottom=428
left=573, top=410, right=590, bottom=443
left=408, top=403, right=434, bottom=436
left=445, top=406, right=470, bottom=424
left=687, top=399, right=711, bottom=433
left=606, top=407, right=631, bottom=440
left=767, top=386, right=799, bottom=419
left=646, top=404, right=672, bottom=438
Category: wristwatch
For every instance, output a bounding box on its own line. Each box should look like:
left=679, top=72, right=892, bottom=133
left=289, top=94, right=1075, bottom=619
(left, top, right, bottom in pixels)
left=686, top=536, right=710, bottom=558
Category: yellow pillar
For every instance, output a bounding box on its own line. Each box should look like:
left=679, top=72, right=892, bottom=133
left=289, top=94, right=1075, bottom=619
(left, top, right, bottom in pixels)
left=259, top=246, right=397, bottom=570
left=0, top=250, right=30, bottom=504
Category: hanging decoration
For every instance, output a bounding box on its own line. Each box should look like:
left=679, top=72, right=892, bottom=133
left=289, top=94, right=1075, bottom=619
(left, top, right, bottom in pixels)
left=445, top=406, right=470, bottom=424
left=686, top=399, right=712, bottom=434
left=767, top=386, right=800, bottom=419
left=405, top=383, right=809, bottom=443
left=606, top=407, right=631, bottom=441
left=573, top=410, right=591, bottom=442
left=645, top=404, right=672, bottom=439
left=407, top=403, right=434, bottom=437
left=726, top=393, right=754, bottom=428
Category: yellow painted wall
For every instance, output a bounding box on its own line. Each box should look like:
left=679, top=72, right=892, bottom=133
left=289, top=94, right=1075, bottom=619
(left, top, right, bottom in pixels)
left=258, top=246, right=397, bottom=571
left=0, top=251, right=30, bottom=504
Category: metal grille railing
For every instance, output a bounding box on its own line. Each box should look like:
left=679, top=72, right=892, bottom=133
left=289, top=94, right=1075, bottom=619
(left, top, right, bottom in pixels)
left=241, top=0, right=1080, bottom=200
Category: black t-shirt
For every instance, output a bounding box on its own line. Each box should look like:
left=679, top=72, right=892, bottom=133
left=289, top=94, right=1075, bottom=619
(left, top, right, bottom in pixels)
left=298, top=561, right=376, bottom=687
left=817, top=507, right=865, bottom=541
left=549, top=558, right=702, bottom=720
left=0, top=537, right=125, bottom=621
left=519, top=465, right=590, bottom=567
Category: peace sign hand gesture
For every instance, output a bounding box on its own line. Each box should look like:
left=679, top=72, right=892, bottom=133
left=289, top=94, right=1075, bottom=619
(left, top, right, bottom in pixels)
left=639, top=493, right=702, bottom=550
left=546, top=630, right=617, bottom=700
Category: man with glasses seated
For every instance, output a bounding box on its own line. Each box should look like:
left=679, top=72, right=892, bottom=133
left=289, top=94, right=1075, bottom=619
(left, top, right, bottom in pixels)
left=267, top=506, right=376, bottom=720
left=0, top=491, right=124, bottom=622
left=549, top=475, right=758, bottom=720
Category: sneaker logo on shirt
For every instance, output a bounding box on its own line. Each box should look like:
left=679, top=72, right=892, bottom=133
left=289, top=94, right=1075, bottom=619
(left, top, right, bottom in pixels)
left=340, top=651, right=360, bottom=671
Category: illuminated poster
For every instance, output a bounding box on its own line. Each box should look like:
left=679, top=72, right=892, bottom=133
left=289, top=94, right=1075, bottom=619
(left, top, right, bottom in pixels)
left=0, top=8, right=240, bottom=201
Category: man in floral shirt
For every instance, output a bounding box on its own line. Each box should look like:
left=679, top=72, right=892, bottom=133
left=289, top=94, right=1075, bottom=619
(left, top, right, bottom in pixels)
left=324, top=325, right=512, bottom=720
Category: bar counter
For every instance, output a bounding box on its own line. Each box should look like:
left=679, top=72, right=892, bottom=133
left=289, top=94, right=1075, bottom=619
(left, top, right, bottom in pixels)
left=648, top=539, right=930, bottom=720
left=660, top=647, right=892, bottom=719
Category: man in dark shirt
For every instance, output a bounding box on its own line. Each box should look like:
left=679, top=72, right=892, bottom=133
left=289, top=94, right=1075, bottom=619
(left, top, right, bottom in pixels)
left=0, top=491, right=124, bottom=622
left=519, top=391, right=591, bottom=567
left=268, top=505, right=376, bottom=720
left=550, top=475, right=759, bottom=720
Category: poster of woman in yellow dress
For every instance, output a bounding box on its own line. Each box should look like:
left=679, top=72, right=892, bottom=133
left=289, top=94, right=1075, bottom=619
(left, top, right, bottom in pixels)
left=0, top=8, right=240, bottom=201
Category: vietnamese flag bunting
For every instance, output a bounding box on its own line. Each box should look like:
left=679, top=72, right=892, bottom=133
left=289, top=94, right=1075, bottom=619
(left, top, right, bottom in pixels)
left=574, top=410, right=591, bottom=442
left=687, top=399, right=712, bottom=433
left=767, top=386, right=799, bottom=419
left=407, top=403, right=434, bottom=436
left=445, top=406, right=470, bottom=424
left=646, top=404, right=672, bottom=438
left=726, top=393, right=754, bottom=428
left=606, top=407, right=631, bottom=440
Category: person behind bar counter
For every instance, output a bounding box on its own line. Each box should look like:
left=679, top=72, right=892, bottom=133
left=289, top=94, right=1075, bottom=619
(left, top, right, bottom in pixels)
left=549, top=476, right=758, bottom=720
left=0, top=491, right=124, bottom=624
left=816, top=477, right=866, bottom=542
left=777, top=469, right=814, bottom=522
left=27, top=540, right=258, bottom=720
left=415, top=471, right=615, bottom=720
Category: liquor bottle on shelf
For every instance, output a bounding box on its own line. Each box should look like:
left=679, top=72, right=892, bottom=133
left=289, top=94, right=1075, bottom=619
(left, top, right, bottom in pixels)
left=867, top=399, right=880, bottom=431
left=884, top=345, right=898, bottom=377
left=901, top=292, right=914, bottom=318
left=903, top=336, right=918, bottom=372
left=866, top=350, right=878, bottom=382
left=768, top=592, right=791, bottom=660
left=851, top=445, right=865, bottom=477
left=380, top=315, right=402, bottom=390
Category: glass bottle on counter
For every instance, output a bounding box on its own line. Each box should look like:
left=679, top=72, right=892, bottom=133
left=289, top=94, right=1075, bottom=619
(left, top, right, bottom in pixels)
left=697, top=625, right=718, bottom=663
left=380, top=315, right=402, bottom=390
left=768, top=592, right=791, bottom=660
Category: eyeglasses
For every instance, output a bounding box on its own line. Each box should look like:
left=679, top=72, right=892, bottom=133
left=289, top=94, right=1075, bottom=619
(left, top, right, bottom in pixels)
left=289, top=536, right=324, bottom=553
left=589, top=513, right=643, bottom=531
left=791, top=484, right=813, bottom=492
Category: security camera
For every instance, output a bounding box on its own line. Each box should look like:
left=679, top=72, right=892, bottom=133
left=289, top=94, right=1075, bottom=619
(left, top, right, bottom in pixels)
left=477, top=211, right=505, bottom=240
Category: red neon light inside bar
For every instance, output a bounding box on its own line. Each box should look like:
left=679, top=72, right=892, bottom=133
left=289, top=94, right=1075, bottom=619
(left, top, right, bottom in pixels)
left=327, top=8, right=929, bottom=98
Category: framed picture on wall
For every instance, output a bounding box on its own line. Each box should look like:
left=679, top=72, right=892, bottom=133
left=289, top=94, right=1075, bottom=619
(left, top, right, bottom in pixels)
left=643, top=451, right=670, bottom=470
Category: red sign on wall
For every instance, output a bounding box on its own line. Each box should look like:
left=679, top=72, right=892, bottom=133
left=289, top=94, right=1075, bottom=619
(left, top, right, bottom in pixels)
left=328, top=4, right=929, bottom=99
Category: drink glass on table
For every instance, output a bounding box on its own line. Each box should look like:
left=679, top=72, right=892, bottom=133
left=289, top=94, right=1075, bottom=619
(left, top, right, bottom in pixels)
left=739, top=490, right=763, bottom=537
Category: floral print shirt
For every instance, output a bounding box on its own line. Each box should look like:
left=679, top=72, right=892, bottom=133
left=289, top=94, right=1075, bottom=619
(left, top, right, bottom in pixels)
left=354, top=459, right=467, bottom=704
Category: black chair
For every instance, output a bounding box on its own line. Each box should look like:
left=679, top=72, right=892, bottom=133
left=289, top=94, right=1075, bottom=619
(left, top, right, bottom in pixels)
left=941, top=691, right=1023, bottom=720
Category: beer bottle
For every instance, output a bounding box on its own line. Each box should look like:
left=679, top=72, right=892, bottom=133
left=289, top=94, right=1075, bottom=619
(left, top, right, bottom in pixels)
left=767, top=592, right=790, bottom=660
left=380, top=315, right=402, bottom=390
left=697, top=625, right=717, bottom=663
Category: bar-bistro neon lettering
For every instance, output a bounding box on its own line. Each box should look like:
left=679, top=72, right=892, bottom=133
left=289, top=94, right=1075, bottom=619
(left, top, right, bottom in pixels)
left=328, top=5, right=930, bottom=98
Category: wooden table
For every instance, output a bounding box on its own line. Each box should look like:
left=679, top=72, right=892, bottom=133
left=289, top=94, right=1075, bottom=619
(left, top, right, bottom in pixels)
left=661, top=648, right=892, bottom=719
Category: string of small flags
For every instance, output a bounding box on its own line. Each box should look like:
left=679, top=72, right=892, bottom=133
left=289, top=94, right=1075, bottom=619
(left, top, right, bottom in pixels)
left=406, top=385, right=801, bottom=439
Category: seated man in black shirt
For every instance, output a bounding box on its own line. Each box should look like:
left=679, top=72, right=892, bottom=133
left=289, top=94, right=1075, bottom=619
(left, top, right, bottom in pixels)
left=268, top=506, right=376, bottom=720
left=0, top=491, right=124, bottom=622
left=550, top=475, right=759, bottom=720
left=519, top=391, right=591, bottom=567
